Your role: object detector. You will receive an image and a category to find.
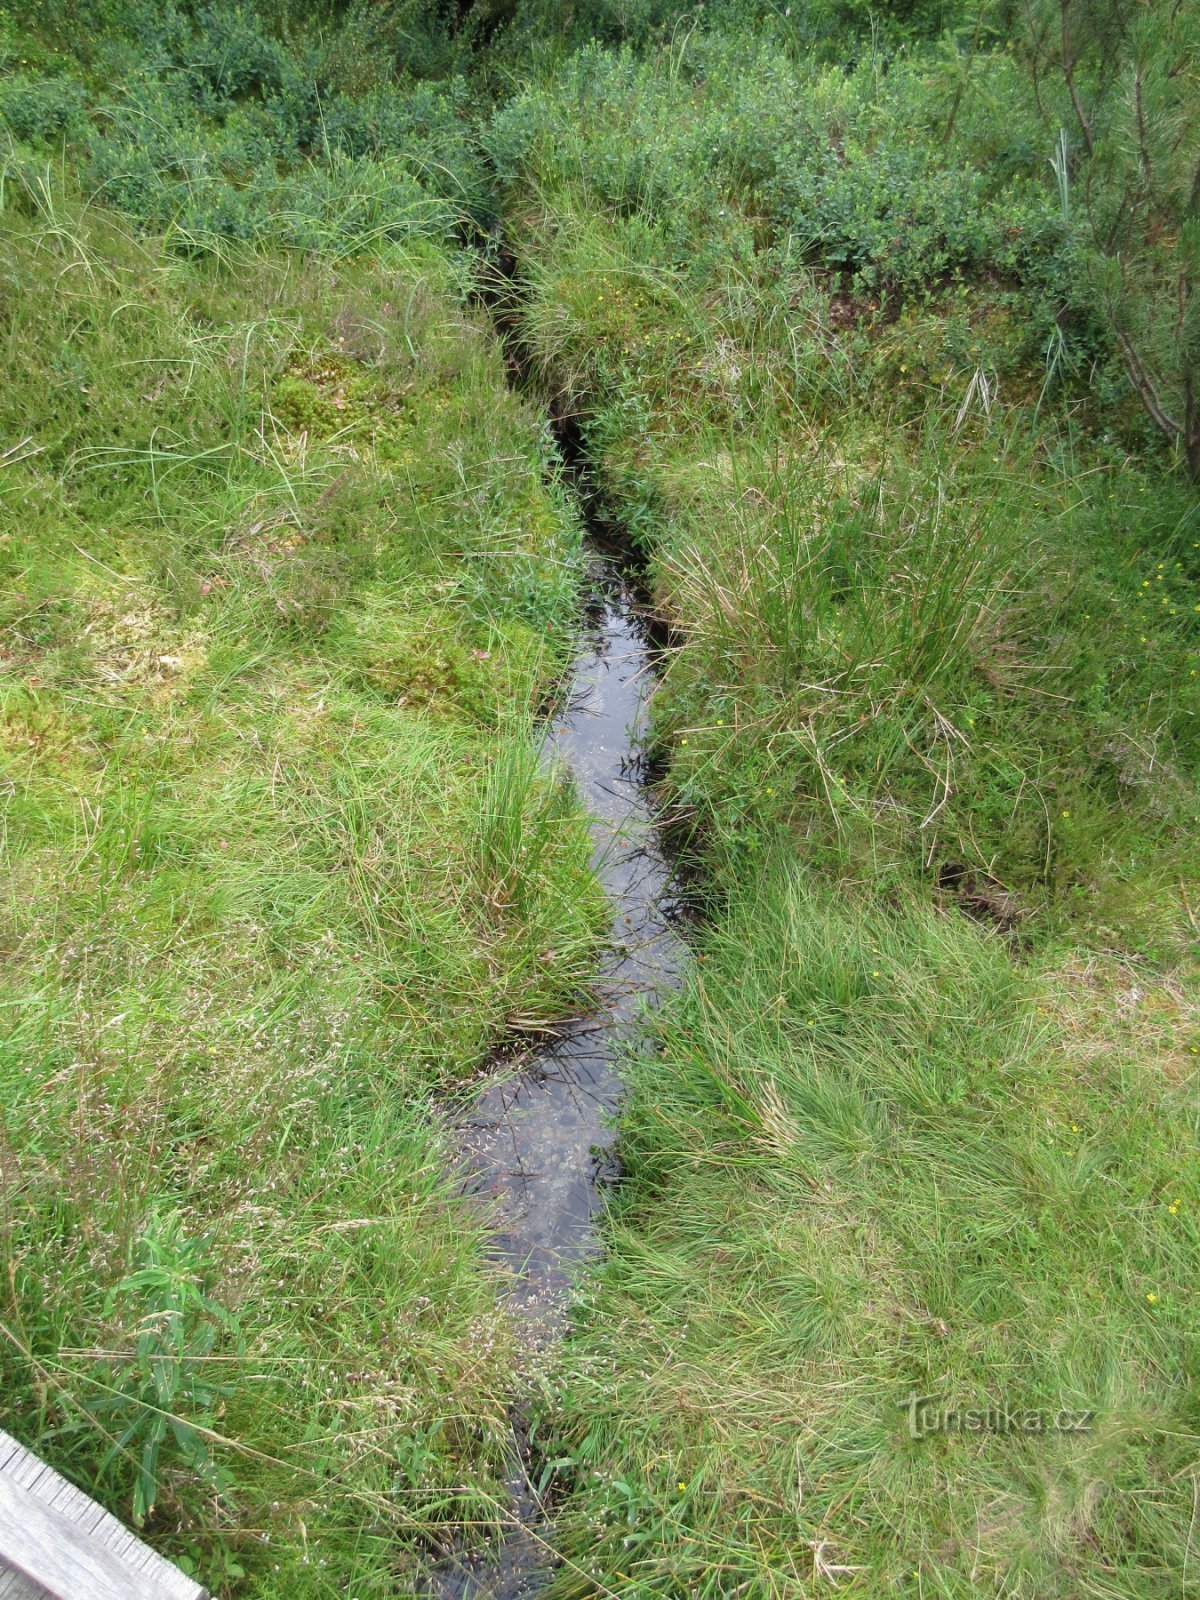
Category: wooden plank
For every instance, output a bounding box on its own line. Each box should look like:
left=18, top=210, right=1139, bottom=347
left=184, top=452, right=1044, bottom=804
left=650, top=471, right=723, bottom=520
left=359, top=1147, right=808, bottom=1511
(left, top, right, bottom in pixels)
left=5, top=1447, right=119, bottom=1543
left=0, top=1567, right=44, bottom=1600
left=0, top=1474, right=172, bottom=1600
left=0, top=1431, right=207, bottom=1600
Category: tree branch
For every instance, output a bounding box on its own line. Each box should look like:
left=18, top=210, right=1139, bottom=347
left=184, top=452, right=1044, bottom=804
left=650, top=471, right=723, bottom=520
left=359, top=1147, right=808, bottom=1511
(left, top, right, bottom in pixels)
left=1113, top=327, right=1182, bottom=441
left=1061, top=0, right=1095, bottom=156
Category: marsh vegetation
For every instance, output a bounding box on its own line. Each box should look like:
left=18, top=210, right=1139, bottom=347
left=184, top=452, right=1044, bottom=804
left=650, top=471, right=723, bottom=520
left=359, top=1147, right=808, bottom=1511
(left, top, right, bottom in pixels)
left=1, top=2, right=1197, bottom=1594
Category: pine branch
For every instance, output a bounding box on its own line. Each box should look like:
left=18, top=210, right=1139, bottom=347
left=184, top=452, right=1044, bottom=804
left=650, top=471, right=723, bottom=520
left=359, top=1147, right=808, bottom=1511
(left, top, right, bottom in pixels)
left=1060, top=0, right=1095, bottom=157
left=1113, top=327, right=1182, bottom=441
left=1132, top=65, right=1153, bottom=186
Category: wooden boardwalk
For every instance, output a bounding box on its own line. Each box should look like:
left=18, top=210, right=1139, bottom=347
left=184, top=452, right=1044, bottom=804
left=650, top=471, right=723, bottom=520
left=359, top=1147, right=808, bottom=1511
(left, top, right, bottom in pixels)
left=0, top=1430, right=208, bottom=1600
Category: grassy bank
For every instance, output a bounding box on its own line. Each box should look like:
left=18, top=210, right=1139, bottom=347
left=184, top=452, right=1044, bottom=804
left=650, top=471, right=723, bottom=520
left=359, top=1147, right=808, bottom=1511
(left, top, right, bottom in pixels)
left=1, top=5, right=1198, bottom=1597
left=543, top=868, right=1198, bottom=1595
left=0, top=168, right=606, bottom=1593
left=490, top=32, right=1200, bottom=1598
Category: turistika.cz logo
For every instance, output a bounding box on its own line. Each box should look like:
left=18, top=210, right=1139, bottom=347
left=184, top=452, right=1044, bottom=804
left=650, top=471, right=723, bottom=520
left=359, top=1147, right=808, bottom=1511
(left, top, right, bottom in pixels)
left=902, top=1393, right=1095, bottom=1440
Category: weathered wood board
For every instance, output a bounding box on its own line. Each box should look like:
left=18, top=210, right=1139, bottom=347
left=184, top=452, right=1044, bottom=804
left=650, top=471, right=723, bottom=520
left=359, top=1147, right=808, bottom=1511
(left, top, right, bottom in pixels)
left=0, top=1429, right=208, bottom=1600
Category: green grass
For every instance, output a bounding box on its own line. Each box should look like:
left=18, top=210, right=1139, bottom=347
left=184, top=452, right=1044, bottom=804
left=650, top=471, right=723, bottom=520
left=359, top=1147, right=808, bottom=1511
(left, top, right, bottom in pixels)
left=544, top=861, right=1199, bottom=1596
left=0, top=174, right=605, bottom=1595
left=488, top=32, right=1200, bottom=1597
left=507, top=194, right=1198, bottom=955
left=2, top=8, right=1198, bottom=1598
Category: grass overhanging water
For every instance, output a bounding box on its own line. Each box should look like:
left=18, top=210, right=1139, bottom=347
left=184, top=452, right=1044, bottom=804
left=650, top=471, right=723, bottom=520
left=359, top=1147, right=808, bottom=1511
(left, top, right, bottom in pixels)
left=0, top=2, right=1198, bottom=1596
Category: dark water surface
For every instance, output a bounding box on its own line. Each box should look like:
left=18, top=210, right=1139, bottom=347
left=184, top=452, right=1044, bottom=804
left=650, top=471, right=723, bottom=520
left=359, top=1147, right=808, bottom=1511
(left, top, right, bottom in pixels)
left=427, top=547, right=688, bottom=1597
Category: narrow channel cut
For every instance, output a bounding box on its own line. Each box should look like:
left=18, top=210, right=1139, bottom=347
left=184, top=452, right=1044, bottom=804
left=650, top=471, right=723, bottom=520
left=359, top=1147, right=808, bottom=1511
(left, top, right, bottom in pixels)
left=428, top=525, right=688, bottom=1595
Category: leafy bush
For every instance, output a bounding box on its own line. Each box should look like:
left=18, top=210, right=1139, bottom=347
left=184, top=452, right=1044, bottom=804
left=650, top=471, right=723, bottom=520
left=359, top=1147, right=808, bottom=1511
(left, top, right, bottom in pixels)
left=782, top=145, right=995, bottom=287
left=77, top=60, right=481, bottom=251
left=472, top=0, right=956, bottom=63
left=171, top=4, right=292, bottom=106
left=0, top=72, right=88, bottom=145
left=488, top=37, right=1067, bottom=296
left=320, top=81, right=494, bottom=219
left=12, top=3, right=488, bottom=253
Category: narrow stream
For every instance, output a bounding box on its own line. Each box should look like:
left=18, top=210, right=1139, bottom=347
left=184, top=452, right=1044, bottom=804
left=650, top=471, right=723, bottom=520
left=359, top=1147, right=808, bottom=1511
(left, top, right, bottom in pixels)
left=427, top=531, right=688, bottom=1597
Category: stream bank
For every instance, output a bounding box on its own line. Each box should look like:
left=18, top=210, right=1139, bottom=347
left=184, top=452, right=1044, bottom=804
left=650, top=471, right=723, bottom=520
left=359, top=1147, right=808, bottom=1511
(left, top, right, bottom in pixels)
left=425, top=289, right=691, bottom=1595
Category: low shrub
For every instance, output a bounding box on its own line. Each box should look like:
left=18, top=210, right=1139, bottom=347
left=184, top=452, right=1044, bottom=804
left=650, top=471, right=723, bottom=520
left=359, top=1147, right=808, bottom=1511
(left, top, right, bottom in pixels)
left=0, top=72, right=88, bottom=145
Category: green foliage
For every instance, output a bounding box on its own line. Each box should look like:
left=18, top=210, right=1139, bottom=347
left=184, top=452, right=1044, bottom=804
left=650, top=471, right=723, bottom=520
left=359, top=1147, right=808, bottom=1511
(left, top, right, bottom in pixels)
left=782, top=141, right=1000, bottom=287
left=90, top=1214, right=242, bottom=1527
left=811, top=0, right=966, bottom=45
left=546, top=860, right=1200, bottom=1595
left=0, top=71, right=87, bottom=144
left=471, top=0, right=965, bottom=70
left=11, top=3, right=494, bottom=252
left=320, top=79, right=492, bottom=212
left=2, top=5, right=1198, bottom=1597
left=311, top=0, right=461, bottom=83
left=488, top=37, right=1068, bottom=298
left=1018, top=0, right=1200, bottom=475
left=0, top=185, right=602, bottom=1593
